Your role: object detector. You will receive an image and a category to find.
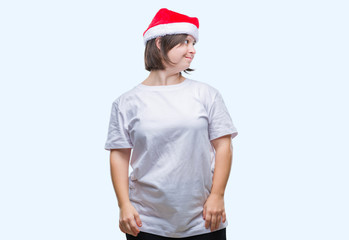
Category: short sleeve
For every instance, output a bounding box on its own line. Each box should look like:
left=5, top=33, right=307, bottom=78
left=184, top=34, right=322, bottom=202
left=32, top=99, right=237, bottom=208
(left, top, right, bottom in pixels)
left=208, top=91, right=238, bottom=141
left=104, top=101, right=133, bottom=150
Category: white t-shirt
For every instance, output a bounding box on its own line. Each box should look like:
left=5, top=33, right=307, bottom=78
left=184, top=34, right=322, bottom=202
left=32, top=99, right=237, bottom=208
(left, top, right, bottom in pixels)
left=104, top=78, right=238, bottom=238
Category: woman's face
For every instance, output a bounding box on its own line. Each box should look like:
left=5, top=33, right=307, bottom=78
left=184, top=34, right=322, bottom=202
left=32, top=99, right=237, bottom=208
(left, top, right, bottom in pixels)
left=165, top=35, right=196, bottom=71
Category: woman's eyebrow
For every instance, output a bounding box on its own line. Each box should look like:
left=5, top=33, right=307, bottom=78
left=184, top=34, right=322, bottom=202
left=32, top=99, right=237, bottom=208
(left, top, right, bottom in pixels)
left=186, top=37, right=196, bottom=43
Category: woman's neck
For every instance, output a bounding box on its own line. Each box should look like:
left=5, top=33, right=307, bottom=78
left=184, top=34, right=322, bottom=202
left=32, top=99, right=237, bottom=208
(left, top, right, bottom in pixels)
left=142, top=71, right=185, bottom=86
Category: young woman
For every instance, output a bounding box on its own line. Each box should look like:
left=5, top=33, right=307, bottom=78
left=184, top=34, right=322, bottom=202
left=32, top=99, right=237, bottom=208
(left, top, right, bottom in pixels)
left=104, top=8, right=238, bottom=240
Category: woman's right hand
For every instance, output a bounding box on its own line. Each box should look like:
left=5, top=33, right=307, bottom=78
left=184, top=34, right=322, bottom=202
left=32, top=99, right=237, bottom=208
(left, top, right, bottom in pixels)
left=119, top=202, right=142, bottom=237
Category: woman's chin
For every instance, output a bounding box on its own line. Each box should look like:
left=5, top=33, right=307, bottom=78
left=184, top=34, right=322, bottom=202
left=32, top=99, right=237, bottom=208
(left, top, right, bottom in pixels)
left=166, top=63, right=191, bottom=73
left=181, top=64, right=191, bottom=71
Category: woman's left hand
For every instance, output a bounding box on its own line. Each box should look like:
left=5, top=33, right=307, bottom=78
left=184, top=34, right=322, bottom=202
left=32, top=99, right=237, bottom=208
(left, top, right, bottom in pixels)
left=203, top=193, right=226, bottom=231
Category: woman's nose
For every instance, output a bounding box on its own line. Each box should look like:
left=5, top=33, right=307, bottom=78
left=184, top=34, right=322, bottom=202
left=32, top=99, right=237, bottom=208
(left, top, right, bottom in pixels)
left=189, top=44, right=196, bottom=54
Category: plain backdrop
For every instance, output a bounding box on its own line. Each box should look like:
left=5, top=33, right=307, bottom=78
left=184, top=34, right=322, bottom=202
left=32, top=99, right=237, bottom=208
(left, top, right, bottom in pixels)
left=0, top=0, right=348, bottom=239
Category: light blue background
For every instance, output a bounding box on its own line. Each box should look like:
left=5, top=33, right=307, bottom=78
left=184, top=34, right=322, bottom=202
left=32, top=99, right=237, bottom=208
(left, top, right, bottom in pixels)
left=0, top=0, right=348, bottom=239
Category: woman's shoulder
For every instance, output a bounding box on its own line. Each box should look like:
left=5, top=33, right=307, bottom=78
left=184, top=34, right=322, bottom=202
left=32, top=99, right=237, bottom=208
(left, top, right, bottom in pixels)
left=187, top=78, right=220, bottom=98
left=110, top=85, right=142, bottom=108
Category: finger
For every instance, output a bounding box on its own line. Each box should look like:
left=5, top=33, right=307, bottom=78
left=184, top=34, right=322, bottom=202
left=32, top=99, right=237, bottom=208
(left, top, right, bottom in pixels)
left=205, top=212, right=211, bottom=229
left=222, top=211, right=226, bottom=223
left=119, top=222, right=126, bottom=233
left=120, top=219, right=131, bottom=235
left=124, top=218, right=139, bottom=237
left=129, top=219, right=140, bottom=236
left=135, top=213, right=143, bottom=227
left=203, top=207, right=206, bottom=220
left=123, top=222, right=135, bottom=236
left=215, top=215, right=221, bottom=230
left=210, top=215, right=217, bottom=231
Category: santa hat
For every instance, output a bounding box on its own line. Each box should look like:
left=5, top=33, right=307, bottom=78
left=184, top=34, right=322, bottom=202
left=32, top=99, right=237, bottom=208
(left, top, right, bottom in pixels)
left=143, top=8, right=199, bottom=45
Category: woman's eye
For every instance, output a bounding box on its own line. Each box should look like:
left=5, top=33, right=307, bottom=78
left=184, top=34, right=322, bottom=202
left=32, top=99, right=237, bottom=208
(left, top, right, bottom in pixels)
left=182, top=39, right=195, bottom=46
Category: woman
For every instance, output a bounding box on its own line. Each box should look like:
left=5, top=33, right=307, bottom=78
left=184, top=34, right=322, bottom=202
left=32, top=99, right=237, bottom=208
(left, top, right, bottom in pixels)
left=104, top=8, right=238, bottom=240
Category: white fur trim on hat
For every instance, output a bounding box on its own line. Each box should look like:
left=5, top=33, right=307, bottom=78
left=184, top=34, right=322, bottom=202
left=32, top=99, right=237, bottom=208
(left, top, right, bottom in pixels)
left=143, top=22, right=199, bottom=45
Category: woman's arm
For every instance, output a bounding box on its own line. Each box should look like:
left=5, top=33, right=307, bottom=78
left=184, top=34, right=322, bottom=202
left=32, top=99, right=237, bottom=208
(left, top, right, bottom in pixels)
left=203, top=135, right=233, bottom=231
left=110, top=148, right=142, bottom=237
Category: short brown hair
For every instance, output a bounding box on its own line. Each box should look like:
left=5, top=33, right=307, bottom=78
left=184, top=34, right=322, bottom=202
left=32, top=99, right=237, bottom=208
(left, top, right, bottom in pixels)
left=144, top=34, right=195, bottom=74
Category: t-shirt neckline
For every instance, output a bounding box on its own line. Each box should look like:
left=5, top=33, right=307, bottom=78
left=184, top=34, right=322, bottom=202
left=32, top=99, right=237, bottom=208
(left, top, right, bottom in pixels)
left=136, top=78, right=190, bottom=91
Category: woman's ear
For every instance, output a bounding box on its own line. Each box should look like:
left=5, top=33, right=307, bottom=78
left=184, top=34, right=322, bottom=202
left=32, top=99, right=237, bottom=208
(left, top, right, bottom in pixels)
left=155, top=37, right=161, bottom=50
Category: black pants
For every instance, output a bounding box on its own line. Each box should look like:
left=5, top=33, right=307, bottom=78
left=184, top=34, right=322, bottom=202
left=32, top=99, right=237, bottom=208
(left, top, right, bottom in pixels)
left=126, top=228, right=226, bottom=240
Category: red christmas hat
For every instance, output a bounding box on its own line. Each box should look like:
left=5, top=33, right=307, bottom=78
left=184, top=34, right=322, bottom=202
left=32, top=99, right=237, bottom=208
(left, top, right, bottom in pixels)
left=143, top=8, right=199, bottom=45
